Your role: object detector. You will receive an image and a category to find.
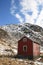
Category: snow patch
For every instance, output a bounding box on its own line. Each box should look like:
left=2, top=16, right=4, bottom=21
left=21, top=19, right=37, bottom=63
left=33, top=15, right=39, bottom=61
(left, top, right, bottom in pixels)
left=34, top=61, right=43, bottom=65
left=12, top=49, right=17, bottom=54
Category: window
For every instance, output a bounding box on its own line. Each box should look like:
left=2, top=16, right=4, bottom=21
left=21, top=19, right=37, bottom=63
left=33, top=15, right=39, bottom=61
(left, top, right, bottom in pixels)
left=23, top=45, right=27, bottom=52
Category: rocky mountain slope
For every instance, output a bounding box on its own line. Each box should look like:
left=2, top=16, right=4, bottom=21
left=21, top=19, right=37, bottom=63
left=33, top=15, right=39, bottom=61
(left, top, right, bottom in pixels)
left=0, top=23, right=43, bottom=56
left=0, top=23, right=43, bottom=44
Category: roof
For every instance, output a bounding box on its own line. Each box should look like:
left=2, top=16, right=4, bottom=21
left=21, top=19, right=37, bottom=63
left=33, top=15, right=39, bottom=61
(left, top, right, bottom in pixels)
left=18, top=35, right=40, bottom=45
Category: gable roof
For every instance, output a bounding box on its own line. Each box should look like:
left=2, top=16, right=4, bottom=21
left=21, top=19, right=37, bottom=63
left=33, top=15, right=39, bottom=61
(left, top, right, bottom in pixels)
left=18, top=35, right=40, bottom=45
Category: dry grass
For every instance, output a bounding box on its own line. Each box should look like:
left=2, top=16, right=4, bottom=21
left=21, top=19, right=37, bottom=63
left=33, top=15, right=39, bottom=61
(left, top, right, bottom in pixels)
left=0, top=57, right=34, bottom=65
left=0, top=56, right=43, bottom=65
left=0, top=52, right=43, bottom=65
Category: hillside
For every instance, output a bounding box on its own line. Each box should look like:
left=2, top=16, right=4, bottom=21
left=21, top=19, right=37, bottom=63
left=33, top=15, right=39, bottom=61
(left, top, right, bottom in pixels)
left=0, top=23, right=43, bottom=56
left=0, top=23, right=43, bottom=44
left=0, top=23, right=43, bottom=65
left=0, top=28, right=17, bottom=56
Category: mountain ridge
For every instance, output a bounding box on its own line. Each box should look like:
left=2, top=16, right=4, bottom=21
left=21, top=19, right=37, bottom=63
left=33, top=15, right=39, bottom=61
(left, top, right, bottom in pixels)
left=0, top=23, right=43, bottom=44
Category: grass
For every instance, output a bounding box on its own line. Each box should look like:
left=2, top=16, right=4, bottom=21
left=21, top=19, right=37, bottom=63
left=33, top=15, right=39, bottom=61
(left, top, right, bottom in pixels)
left=0, top=57, right=35, bottom=65
left=0, top=54, right=43, bottom=65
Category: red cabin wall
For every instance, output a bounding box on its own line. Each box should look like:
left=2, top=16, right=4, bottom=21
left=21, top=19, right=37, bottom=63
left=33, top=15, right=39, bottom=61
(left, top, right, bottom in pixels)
left=18, top=37, right=33, bottom=56
left=33, top=42, right=40, bottom=57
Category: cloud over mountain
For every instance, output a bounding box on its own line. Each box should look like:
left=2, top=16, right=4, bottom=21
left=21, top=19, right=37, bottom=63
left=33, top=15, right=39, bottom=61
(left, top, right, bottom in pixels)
left=10, top=0, right=43, bottom=28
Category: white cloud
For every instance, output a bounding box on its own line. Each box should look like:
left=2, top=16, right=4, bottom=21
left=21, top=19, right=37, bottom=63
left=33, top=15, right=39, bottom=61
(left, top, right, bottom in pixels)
left=36, top=0, right=43, bottom=5
left=20, top=0, right=39, bottom=23
left=20, top=0, right=37, bottom=12
left=24, top=13, right=34, bottom=24
left=36, top=10, right=43, bottom=27
left=20, top=0, right=43, bottom=28
left=10, top=0, right=43, bottom=28
left=15, top=14, right=24, bottom=23
left=10, top=0, right=17, bottom=15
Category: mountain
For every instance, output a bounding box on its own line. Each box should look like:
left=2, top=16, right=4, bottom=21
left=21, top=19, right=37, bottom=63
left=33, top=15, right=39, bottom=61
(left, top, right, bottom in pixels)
left=0, top=23, right=43, bottom=56
left=0, top=23, right=43, bottom=44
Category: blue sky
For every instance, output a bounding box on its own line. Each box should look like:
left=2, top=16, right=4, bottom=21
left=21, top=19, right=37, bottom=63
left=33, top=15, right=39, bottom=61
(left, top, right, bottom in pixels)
left=0, top=0, right=43, bottom=28
left=0, top=0, right=19, bottom=25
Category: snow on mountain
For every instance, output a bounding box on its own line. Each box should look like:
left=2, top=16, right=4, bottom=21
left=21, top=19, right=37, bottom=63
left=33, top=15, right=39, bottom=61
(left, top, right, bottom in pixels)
left=0, top=23, right=43, bottom=56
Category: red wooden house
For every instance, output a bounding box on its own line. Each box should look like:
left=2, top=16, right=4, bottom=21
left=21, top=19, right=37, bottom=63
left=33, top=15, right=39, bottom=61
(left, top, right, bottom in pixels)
left=18, top=36, right=40, bottom=59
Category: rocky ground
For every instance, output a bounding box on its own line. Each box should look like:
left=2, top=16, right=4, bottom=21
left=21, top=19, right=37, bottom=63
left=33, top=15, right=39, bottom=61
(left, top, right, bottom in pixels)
left=0, top=57, right=43, bottom=65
